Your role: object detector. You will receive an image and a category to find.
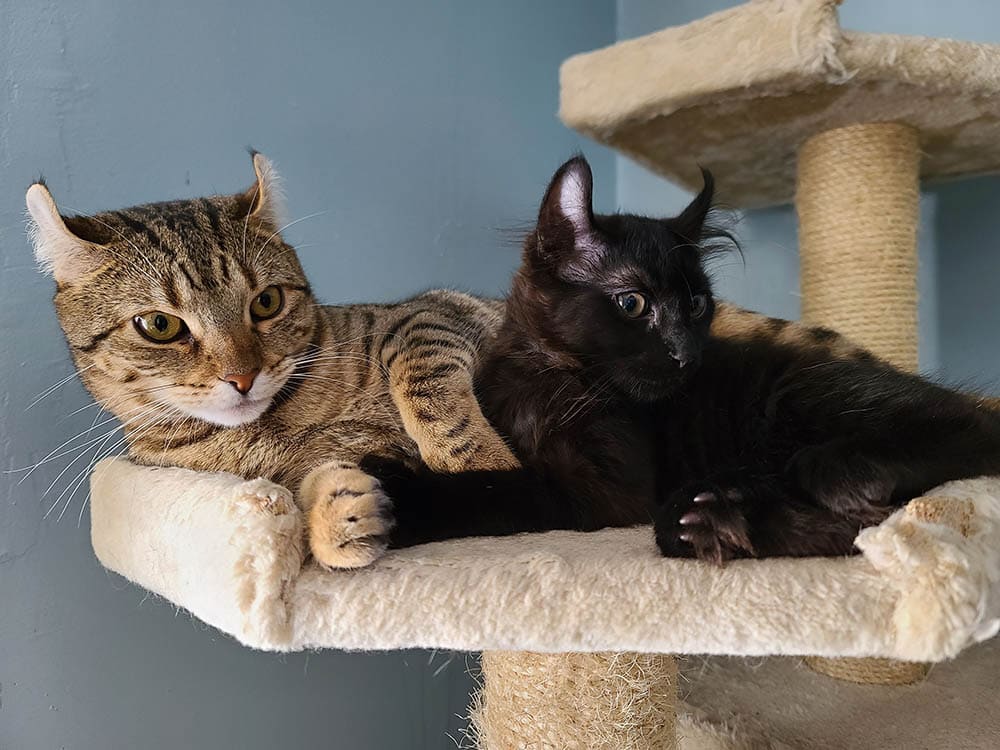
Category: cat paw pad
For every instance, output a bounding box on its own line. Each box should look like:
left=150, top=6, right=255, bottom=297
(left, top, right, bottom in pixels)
left=300, top=464, right=395, bottom=569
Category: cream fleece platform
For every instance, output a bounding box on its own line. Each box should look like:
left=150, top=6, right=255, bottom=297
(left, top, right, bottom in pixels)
left=560, top=0, right=1000, bottom=209
left=89, top=457, right=1000, bottom=662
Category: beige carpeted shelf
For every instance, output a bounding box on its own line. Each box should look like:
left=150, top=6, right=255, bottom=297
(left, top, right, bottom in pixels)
left=560, top=0, right=1000, bottom=209
left=90, top=457, right=1000, bottom=661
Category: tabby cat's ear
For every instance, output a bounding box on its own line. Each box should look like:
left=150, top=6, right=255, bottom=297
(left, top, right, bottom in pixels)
left=236, top=151, right=286, bottom=230
left=668, top=168, right=715, bottom=245
left=26, top=182, right=107, bottom=283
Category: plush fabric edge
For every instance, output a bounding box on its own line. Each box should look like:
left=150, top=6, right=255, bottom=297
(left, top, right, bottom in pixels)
left=559, top=0, right=843, bottom=134
left=856, top=478, right=1000, bottom=660
left=89, top=457, right=1000, bottom=660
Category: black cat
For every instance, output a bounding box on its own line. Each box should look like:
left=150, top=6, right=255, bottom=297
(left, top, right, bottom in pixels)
left=367, top=157, right=1000, bottom=563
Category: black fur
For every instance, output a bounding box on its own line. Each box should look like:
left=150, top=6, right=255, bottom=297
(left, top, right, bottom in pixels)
left=369, top=156, right=1000, bottom=563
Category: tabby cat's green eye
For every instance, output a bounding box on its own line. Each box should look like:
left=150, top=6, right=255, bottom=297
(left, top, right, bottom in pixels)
left=615, top=291, right=649, bottom=319
left=250, top=286, right=284, bottom=321
left=133, top=312, right=188, bottom=343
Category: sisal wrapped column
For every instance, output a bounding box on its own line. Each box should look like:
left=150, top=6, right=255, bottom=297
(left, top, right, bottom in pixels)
left=797, top=122, right=921, bottom=370
left=472, top=651, right=677, bottom=749
left=796, top=121, right=927, bottom=685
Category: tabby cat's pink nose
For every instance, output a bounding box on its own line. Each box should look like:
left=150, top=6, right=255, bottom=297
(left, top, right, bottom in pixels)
left=222, top=370, right=259, bottom=395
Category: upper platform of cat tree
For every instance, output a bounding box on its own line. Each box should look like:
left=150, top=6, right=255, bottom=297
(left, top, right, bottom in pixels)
left=89, top=457, right=1000, bottom=660
left=559, top=0, right=1000, bottom=208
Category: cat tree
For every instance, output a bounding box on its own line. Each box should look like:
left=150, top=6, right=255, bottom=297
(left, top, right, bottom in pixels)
left=86, top=1, right=1000, bottom=747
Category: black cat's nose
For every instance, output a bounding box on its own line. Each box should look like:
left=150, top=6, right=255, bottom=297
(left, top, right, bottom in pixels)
left=222, top=370, right=259, bottom=395
left=670, top=349, right=700, bottom=369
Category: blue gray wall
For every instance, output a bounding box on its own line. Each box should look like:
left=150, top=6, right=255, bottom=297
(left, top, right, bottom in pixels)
left=0, top=2, right=614, bottom=748
left=5, top=2, right=999, bottom=748
left=617, top=0, right=1000, bottom=385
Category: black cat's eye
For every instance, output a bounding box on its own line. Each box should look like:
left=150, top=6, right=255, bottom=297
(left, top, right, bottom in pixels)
left=615, top=292, right=649, bottom=319
left=133, top=312, right=188, bottom=343
left=690, top=294, right=709, bottom=320
left=250, top=286, right=284, bottom=321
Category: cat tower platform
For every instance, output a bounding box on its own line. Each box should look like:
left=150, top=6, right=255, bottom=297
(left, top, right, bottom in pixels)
left=90, top=458, right=1000, bottom=748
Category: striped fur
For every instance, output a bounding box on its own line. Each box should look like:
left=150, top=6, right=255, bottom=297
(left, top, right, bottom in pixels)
left=28, top=154, right=516, bottom=569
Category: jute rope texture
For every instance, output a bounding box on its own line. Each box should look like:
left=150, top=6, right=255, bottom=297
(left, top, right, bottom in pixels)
left=798, top=121, right=929, bottom=685
left=471, top=651, right=677, bottom=749
left=797, top=122, right=921, bottom=371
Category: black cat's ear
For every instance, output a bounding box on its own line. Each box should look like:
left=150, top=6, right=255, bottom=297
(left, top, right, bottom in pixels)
left=669, top=168, right=714, bottom=245
left=235, top=151, right=286, bottom=230
left=539, top=156, right=594, bottom=236
left=26, top=182, right=109, bottom=284
left=534, top=156, right=599, bottom=268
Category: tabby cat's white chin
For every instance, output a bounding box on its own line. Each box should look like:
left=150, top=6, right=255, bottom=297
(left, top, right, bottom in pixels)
left=172, top=375, right=286, bottom=428
left=185, top=397, right=275, bottom=428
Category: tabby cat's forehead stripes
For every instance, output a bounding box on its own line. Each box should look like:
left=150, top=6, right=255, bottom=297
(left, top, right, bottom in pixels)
left=112, top=209, right=163, bottom=250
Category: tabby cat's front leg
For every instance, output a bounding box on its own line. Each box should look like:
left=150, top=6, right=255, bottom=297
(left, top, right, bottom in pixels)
left=383, top=309, right=519, bottom=472
left=299, top=460, right=395, bottom=569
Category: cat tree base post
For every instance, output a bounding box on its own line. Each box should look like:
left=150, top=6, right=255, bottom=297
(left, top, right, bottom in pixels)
left=472, top=650, right=677, bottom=749
left=796, top=121, right=928, bottom=685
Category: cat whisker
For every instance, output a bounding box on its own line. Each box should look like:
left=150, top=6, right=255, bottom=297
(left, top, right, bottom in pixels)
left=25, top=362, right=99, bottom=411
left=10, top=403, right=153, bottom=480
left=250, top=210, right=328, bottom=266
left=241, top=183, right=260, bottom=261
left=557, top=374, right=615, bottom=427
left=39, top=403, right=165, bottom=497
left=49, top=406, right=174, bottom=523
left=285, top=372, right=395, bottom=420
left=289, top=352, right=391, bottom=378
left=159, top=414, right=194, bottom=461
left=57, top=384, right=181, bottom=424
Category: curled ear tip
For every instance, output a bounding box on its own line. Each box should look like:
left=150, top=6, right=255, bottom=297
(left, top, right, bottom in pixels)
left=25, top=182, right=58, bottom=214
left=26, top=181, right=50, bottom=196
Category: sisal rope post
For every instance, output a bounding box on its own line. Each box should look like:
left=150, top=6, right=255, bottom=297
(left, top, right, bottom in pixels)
left=797, top=122, right=921, bottom=370
left=796, top=121, right=929, bottom=685
left=471, top=651, right=677, bottom=749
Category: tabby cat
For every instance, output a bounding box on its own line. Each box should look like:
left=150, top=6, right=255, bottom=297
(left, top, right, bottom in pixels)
left=371, top=156, right=1000, bottom=563
left=28, top=152, right=518, bottom=569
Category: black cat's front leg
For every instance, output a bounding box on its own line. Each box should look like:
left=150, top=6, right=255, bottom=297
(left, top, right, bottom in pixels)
left=655, top=476, right=759, bottom=564
left=359, top=456, right=573, bottom=548
left=788, top=440, right=898, bottom=520
left=655, top=473, right=869, bottom=563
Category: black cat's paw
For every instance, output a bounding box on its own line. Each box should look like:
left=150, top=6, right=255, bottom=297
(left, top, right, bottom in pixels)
left=655, top=483, right=755, bottom=565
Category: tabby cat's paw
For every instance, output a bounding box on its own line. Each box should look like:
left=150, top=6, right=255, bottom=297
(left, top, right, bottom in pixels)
left=300, top=462, right=395, bottom=569
left=655, top=483, right=755, bottom=565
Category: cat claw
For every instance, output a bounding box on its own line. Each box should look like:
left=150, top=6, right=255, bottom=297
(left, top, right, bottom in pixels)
left=655, top=482, right=756, bottom=565
left=679, top=511, right=701, bottom=525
